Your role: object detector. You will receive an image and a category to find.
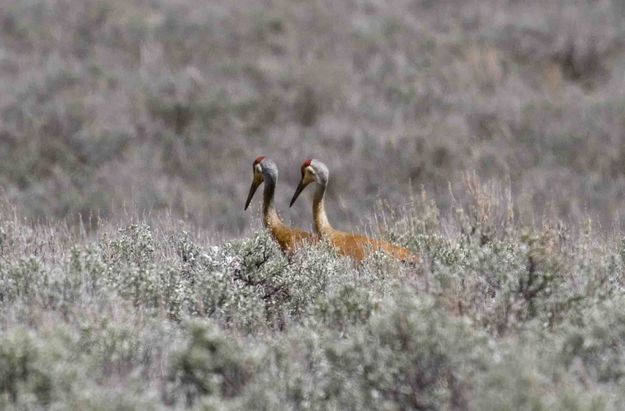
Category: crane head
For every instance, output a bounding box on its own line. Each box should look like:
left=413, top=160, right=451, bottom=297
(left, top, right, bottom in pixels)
left=244, top=156, right=266, bottom=210
left=290, top=159, right=318, bottom=207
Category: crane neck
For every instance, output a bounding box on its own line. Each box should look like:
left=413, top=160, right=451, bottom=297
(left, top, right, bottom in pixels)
left=313, top=182, right=333, bottom=235
left=262, top=174, right=282, bottom=230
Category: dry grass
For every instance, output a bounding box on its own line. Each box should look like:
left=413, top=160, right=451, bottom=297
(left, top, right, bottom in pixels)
left=1, top=181, right=625, bottom=408
left=1, top=0, right=624, bottom=237
left=2, top=2, right=625, bottom=407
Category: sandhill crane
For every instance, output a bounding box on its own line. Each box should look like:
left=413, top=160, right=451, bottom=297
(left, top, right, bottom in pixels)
left=289, top=159, right=419, bottom=264
left=245, top=156, right=316, bottom=254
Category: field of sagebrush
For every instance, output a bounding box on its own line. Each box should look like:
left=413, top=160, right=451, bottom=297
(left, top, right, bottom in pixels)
left=2, top=186, right=625, bottom=409
left=3, top=0, right=625, bottom=409
left=1, top=0, right=625, bottom=234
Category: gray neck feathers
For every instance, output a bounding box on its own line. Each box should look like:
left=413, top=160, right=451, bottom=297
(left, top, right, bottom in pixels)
left=311, top=161, right=332, bottom=233
left=261, top=160, right=280, bottom=225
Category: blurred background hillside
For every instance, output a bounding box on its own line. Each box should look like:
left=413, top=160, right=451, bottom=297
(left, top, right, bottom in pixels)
left=1, top=0, right=625, bottom=236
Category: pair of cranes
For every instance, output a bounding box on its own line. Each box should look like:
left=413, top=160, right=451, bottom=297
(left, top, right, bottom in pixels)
left=244, top=156, right=419, bottom=264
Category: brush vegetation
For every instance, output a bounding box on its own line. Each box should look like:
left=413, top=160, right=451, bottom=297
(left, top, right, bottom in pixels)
left=1, top=187, right=625, bottom=409
left=2, top=0, right=625, bottom=409
left=1, top=0, right=625, bottom=233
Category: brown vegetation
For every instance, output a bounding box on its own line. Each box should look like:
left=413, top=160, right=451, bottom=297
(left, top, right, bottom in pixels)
left=1, top=0, right=624, bottom=237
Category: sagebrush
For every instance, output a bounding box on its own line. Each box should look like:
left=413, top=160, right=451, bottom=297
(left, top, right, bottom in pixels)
left=1, top=188, right=625, bottom=409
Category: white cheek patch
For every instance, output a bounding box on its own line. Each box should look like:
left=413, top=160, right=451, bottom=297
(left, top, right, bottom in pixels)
left=255, top=164, right=262, bottom=173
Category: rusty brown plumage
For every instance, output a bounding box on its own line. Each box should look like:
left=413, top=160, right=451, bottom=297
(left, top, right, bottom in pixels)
left=245, top=157, right=316, bottom=254
left=321, top=231, right=419, bottom=263
left=265, top=220, right=315, bottom=254
left=290, top=159, right=420, bottom=264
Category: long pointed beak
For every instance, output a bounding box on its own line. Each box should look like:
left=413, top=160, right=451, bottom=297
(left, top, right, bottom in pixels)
left=289, top=180, right=307, bottom=207
left=244, top=179, right=261, bottom=210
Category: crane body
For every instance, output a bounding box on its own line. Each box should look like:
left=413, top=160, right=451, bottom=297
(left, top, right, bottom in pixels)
left=290, top=159, right=419, bottom=264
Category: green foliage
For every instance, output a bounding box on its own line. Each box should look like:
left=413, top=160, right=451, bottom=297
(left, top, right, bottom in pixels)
left=1, top=1, right=625, bottom=406
left=1, top=191, right=625, bottom=408
left=558, top=296, right=625, bottom=383
left=168, top=320, right=256, bottom=406
left=321, top=295, right=485, bottom=410
left=0, top=329, right=53, bottom=407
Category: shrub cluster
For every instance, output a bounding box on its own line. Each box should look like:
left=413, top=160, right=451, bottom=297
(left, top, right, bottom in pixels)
left=1, top=189, right=625, bottom=409
left=2, top=0, right=625, bottom=233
